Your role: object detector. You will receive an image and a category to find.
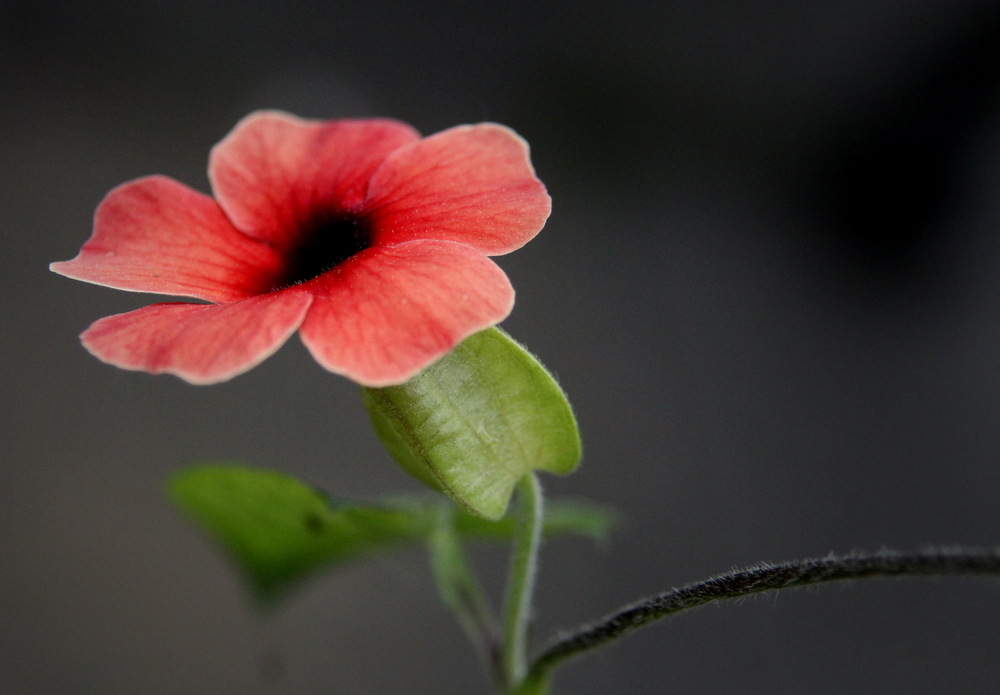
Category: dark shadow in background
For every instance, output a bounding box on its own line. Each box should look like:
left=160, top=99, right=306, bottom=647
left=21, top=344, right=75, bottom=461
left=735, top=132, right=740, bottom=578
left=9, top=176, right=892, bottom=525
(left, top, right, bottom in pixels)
left=807, top=7, right=1000, bottom=287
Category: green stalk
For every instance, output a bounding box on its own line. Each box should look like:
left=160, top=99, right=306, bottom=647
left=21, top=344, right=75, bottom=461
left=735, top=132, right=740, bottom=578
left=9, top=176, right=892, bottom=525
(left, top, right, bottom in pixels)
left=427, top=506, right=502, bottom=686
left=501, top=472, right=544, bottom=691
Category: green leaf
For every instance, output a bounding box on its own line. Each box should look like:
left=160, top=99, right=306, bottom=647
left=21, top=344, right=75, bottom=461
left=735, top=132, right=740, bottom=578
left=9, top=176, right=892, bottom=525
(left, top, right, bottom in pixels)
left=363, top=327, right=582, bottom=520
left=454, top=499, right=617, bottom=546
left=169, top=465, right=427, bottom=600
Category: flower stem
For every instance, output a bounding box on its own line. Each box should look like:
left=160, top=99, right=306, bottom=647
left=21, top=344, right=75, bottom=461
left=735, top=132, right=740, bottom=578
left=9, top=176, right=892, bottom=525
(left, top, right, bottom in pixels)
left=524, top=547, right=1000, bottom=686
left=427, top=506, right=502, bottom=686
left=502, top=472, right=544, bottom=692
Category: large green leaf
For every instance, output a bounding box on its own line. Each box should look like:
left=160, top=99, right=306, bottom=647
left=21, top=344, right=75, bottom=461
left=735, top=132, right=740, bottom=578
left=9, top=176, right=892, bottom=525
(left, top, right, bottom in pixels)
left=170, top=466, right=610, bottom=600
left=363, top=328, right=582, bottom=520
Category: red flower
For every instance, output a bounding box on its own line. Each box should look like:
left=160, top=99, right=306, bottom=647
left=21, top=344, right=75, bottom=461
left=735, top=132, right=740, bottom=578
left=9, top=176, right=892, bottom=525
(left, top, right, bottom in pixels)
left=51, top=111, right=550, bottom=386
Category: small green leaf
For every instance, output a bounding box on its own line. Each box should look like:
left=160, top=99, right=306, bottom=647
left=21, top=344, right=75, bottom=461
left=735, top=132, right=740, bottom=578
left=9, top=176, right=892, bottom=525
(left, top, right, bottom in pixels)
left=169, top=465, right=427, bottom=600
left=364, top=328, right=581, bottom=520
left=454, top=499, right=617, bottom=546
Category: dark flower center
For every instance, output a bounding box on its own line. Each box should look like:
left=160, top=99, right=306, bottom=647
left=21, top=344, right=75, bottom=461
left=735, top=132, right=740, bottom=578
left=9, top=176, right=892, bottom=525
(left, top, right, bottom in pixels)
left=278, top=213, right=371, bottom=288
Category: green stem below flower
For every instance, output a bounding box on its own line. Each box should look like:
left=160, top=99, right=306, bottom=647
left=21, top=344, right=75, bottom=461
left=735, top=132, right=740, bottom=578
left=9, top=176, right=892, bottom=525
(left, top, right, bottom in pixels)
left=427, top=506, right=502, bottom=686
left=502, top=472, right=544, bottom=692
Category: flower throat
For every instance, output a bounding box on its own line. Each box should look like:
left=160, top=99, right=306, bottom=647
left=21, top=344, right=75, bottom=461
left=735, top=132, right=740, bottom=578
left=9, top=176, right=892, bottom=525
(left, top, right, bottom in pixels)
left=279, top=213, right=372, bottom=287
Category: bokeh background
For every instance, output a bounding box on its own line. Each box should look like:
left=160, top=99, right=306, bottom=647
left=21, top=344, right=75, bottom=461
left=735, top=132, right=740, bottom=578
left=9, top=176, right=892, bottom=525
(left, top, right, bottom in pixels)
left=4, top=1, right=1000, bottom=693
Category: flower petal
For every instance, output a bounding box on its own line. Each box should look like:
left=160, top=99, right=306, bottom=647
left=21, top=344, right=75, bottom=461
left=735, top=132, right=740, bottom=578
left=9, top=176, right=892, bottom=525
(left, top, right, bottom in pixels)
left=208, top=111, right=421, bottom=249
left=50, top=176, right=284, bottom=303
left=81, top=291, right=313, bottom=384
left=363, top=123, right=551, bottom=256
left=298, top=240, right=514, bottom=386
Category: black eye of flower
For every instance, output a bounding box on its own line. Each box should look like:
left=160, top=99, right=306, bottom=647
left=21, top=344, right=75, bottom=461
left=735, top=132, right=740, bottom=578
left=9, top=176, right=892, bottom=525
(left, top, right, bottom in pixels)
left=278, top=213, right=372, bottom=288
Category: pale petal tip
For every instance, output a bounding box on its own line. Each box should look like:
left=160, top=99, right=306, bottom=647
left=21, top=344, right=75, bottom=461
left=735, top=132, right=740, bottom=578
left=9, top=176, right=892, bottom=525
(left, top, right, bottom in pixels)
left=49, top=258, right=90, bottom=282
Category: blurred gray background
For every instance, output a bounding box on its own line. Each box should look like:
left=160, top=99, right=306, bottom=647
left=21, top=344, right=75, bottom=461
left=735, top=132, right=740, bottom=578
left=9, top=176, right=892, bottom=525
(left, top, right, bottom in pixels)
left=4, top=0, right=1000, bottom=693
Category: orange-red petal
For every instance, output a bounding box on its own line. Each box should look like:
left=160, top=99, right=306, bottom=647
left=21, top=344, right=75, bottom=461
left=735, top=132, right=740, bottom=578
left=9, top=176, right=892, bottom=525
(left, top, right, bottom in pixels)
left=50, top=176, right=284, bottom=304
left=363, top=123, right=551, bottom=255
left=80, top=291, right=313, bottom=384
left=298, top=240, right=514, bottom=386
left=208, top=110, right=420, bottom=250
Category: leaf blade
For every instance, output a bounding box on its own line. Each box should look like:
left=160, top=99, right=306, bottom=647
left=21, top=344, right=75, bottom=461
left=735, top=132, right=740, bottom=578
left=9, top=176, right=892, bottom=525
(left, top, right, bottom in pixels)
left=169, top=465, right=428, bottom=600
left=364, top=327, right=581, bottom=520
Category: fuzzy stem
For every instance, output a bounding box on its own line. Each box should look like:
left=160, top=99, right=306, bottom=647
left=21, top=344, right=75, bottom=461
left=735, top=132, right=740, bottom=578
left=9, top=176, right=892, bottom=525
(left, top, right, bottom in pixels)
left=526, top=547, right=1000, bottom=685
left=502, top=472, right=544, bottom=691
left=427, top=506, right=502, bottom=685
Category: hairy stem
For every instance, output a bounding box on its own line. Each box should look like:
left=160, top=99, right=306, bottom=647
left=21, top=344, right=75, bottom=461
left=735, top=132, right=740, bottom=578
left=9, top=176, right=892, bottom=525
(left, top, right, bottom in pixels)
left=427, top=507, right=502, bottom=686
left=525, top=547, right=1000, bottom=685
left=502, top=472, right=544, bottom=691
